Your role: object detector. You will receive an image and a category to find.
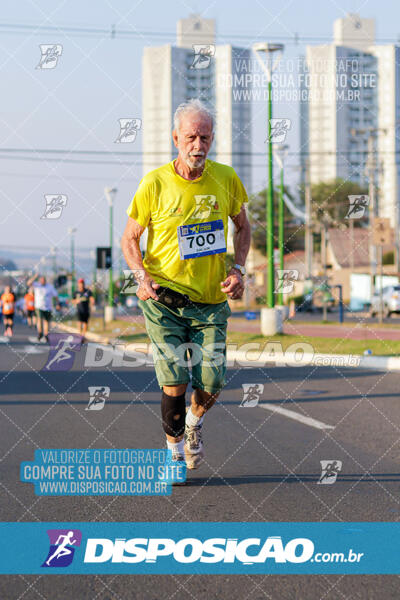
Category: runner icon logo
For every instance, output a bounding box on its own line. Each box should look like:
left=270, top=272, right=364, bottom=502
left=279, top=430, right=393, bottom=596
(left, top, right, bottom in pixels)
left=318, top=460, right=342, bottom=485
left=267, top=118, right=291, bottom=143
left=345, top=195, right=369, bottom=219
left=190, top=44, right=215, bottom=69
left=42, top=529, right=82, bottom=568
left=114, top=118, right=142, bottom=143
left=240, top=383, right=264, bottom=407
left=42, top=333, right=83, bottom=372
left=275, top=270, right=299, bottom=294
left=36, top=44, right=63, bottom=69
left=41, top=195, right=67, bottom=220
left=86, top=386, right=110, bottom=411
left=121, top=269, right=145, bottom=294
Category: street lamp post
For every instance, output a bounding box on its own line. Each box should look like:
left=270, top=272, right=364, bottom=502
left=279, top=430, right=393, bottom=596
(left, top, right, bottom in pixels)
left=90, top=249, right=97, bottom=303
left=50, top=246, right=57, bottom=278
left=351, top=127, right=387, bottom=294
left=253, top=42, right=284, bottom=335
left=67, top=227, right=77, bottom=296
left=273, top=144, right=289, bottom=307
left=104, top=187, right=117, bottom=322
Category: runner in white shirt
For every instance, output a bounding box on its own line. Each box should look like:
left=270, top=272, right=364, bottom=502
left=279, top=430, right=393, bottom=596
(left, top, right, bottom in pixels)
left=26, top=273, right=60, bottom=343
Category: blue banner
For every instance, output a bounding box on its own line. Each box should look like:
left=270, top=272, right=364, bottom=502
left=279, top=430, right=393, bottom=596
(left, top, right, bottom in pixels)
left=0, top=522, right=397, bottom=574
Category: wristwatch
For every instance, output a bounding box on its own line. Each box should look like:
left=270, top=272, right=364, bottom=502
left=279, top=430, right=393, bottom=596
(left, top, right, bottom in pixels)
left=233, top=264, right=246, bottom=276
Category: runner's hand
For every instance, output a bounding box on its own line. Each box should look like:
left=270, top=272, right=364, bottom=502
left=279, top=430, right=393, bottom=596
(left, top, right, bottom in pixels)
left=136, top=276, right=160, bottom=301
left=221, top=270, right=244, bottom=300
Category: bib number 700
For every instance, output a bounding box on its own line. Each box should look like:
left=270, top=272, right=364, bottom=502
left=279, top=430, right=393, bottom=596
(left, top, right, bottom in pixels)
left=177, top=219, right=226, bottom=260
left=187, top=232, right=216, bottom=248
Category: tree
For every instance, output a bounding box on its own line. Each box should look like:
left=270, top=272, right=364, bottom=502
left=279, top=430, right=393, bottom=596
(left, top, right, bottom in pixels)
left=248, top=186, right=304, bottom=256
left=310, top=178, right=368, bottom=229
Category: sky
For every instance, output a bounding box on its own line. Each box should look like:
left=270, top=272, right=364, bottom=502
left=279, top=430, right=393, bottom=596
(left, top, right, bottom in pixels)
left=1, top=0, right=399, bottom=270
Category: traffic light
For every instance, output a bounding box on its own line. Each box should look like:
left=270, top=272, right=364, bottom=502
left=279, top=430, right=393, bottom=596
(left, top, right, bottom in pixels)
left=54, top=274, right=68, bottom=288
left=96, top=247, right=112, bottom=269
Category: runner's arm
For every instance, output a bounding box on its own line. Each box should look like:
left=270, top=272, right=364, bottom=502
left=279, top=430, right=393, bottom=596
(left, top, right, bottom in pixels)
left=121, top=217, right=159, bottom=301
left=26, top=272, right=39, bottom=287
left=230, top=204, right=251, bottom=268
left=221, top=205, right=251, bottom=300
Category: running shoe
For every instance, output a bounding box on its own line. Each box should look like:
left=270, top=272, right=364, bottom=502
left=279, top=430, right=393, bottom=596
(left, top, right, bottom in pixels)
left=161, top=453, right=187, bottom=486
left=184, top=424, right=204, bottom=469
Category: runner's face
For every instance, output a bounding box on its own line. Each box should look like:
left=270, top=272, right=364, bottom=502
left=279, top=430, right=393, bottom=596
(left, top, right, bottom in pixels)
left=174, top=113, right=213, bottom=170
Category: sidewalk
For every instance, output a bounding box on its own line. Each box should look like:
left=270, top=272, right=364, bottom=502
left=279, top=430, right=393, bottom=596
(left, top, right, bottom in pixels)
left=229, top=319, right=400, bottom=340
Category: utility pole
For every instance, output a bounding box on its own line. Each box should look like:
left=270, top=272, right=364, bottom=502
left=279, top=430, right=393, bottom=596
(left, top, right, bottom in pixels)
left=304, top=157, right=313, bottom=279
left=351, top=127, right=387, bottom=293
left=273, top=144, right=289, bottom=307
left=67, top=227, right=77, bottom=296
left=50, top=246, right=57, bottom=277
left=253, top=42, right=284, bottom=335
left=104, top=187, right=118, bottom=322
left=321, top=220, right=329, bottom=321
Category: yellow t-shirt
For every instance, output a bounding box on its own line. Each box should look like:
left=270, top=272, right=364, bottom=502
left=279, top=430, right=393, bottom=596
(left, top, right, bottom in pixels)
left=126, top=159, right=248, bottom=304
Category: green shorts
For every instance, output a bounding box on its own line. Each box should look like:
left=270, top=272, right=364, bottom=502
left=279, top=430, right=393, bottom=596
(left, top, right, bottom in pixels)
left=138, top=297, right=231, bottom=395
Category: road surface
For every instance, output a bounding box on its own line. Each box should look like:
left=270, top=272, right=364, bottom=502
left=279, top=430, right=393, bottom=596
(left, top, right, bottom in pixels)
left=1, top=322, right=400, bottom=599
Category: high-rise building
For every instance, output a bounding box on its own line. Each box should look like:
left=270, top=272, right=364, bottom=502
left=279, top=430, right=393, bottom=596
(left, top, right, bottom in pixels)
left=142, top=15, right=252, bottom=192
left=301, top=13, right=400, bottom=228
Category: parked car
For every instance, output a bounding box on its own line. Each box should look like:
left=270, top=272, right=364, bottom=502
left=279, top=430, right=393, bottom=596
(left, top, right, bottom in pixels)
left=370, top=285, right=400, bottom=318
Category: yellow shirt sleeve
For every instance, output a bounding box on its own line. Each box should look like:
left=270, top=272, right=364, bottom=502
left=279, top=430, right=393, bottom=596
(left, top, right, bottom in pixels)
left=126, top=177, right=153, bottom=228
left=229, top=172, right=248, bottom=217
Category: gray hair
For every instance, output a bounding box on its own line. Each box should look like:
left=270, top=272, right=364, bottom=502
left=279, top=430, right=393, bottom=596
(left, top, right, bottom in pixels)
left=173, top=99, right=214, bottom=133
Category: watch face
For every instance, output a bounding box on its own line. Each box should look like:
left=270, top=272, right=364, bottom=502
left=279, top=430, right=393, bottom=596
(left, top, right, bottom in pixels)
left=234, top=265, right=245, bottom=275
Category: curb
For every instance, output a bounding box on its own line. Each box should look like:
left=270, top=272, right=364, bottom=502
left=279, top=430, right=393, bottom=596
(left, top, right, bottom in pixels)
left=55, top=323, right=400, bottom=372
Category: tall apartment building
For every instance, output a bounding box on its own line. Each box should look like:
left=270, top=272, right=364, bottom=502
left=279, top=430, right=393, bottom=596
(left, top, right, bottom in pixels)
left=142, top=15, right=252, bottom=193
left=301, top=13, right=400, bottom=228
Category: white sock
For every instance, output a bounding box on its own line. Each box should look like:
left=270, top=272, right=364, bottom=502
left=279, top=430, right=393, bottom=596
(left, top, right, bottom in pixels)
left=166, top=439, right=185, bottom=456
left=185, top=407, right=204, bottom=428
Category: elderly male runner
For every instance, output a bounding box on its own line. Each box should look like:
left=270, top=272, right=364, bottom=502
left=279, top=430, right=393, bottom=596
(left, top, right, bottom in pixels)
left=121, top=99, right=251, bottom=472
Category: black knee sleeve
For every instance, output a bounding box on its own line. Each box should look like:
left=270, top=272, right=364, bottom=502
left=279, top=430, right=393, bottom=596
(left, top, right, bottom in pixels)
left=161, top=391, right=186, bottom=437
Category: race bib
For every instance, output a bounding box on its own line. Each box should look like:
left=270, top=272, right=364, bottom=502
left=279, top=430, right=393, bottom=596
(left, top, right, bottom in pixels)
left=177, top=220, right=226, bottom=260
left=4, top=303, right=13, bottom=312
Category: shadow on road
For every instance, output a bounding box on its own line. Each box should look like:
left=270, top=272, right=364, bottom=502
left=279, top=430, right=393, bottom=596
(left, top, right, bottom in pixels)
left=186, top=473, right=400, bottom=486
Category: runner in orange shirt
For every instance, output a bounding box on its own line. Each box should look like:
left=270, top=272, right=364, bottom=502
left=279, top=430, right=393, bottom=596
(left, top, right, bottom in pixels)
left=24, top=287, right=36, bottom=327
left=1, top=286, right=15, bottom=337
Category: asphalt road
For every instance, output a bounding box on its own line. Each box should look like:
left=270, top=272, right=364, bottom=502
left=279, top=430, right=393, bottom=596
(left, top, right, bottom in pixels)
left=1, top=322, right=400, bottom=599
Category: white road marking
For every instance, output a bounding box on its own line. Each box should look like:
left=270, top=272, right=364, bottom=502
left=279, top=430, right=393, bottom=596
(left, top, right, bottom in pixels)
left=258, top=403, right=334, bottom=430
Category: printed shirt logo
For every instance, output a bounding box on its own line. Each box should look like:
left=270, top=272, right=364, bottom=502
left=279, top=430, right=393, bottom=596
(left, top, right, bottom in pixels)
left=168, top=206, right=184, bottom=217
left=192, top=195, right=220, bottom=219
left=42, top=529, right=82, bottom=567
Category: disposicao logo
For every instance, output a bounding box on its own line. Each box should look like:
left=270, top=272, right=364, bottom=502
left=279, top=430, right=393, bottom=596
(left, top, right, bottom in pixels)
left=42, top=529, right=82, bottom=567
left=83, top=536, right=314, bottom=564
